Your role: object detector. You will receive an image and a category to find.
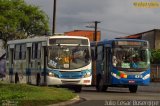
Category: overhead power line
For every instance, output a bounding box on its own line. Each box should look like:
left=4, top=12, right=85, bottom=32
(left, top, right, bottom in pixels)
left=99, top=27, right=131, bottom=35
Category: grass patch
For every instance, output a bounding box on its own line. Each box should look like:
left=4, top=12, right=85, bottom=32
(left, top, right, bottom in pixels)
left=0, top=82, right=76, bottom=106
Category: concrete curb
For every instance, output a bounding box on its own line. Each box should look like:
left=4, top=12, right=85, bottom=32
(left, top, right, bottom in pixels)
left=47, top=96, right=84, bottom=106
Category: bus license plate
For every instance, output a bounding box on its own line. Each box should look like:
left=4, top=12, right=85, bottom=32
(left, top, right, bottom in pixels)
left=128, top=80, right=135, bottom=84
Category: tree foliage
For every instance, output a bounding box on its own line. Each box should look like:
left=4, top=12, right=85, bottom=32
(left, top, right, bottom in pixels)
left=0, top=0, right=50, bottom=46
left=151, top=49, right=160, bottom=64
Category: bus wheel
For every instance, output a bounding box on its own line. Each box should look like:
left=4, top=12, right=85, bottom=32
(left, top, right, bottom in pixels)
left=96, top=76, right=107, bottom=92
left=129, top=85, right=138, bottom=93
left=15, top=73, right=19, bottom=84
left=36, top=73, right=41, bottom=86
left=74, top=85, right=82, bottom=93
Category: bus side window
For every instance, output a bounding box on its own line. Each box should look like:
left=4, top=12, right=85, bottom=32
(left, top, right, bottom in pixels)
left=21, top=44, right=26, bottom=60
left=14, top=45, right=20, bottom=60
left=32, top=43, right=41, bottom=59
left=14, top=44, right=26, bottom=60
left=28, top=47, right=31, bottom=63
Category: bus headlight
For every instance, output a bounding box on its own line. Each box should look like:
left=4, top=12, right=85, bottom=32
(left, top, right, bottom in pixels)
left=48, top=72, right=59, bottom=78
left=143, top=74, right=150, bottom=80
left=83, top=72, right=91, bottom=78
left=111, top=72, right=120, bottom=79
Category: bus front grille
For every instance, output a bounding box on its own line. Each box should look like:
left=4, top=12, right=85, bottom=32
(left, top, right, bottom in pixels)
left=61, top=80, right=80, bottom=84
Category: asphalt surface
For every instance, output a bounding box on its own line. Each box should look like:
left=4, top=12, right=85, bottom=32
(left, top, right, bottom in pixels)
left=71, top=83, right=160, bottom=106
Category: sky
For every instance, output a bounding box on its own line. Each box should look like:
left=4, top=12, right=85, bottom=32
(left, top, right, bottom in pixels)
left=25, top=0, right=160, bottom=40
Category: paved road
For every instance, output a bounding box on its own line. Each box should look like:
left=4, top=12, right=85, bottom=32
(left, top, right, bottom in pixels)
left=72, top=83, right=160, bottom=106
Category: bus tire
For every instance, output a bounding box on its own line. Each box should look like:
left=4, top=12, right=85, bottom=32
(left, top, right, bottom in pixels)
left=36, top=73, right=41, bottom=86
left=74, top=85, right=82, bottom=93
left=15, top=73, right=19, bottom=84
left=129, top=85, right=138, bottom=93
left=96, top=75, right=107, bottom=92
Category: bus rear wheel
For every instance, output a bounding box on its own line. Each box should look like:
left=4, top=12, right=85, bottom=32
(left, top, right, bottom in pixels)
left=74, top=85, right=82, bottom=93
left=129, top=85, right=138, bottom=93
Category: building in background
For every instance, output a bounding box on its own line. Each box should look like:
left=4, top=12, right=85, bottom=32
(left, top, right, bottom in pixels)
left=64, top=30, right=101, bottom=41
left=117, top=29, right=160, bottom=50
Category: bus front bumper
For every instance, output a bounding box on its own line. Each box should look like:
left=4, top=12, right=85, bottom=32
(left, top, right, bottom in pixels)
left=47, top=76, right=92, bottom=86
left=111, top=77, right=150, bottom=86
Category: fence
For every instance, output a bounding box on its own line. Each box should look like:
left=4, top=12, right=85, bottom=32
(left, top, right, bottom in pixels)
left=151, top=64, right=160, bottom=82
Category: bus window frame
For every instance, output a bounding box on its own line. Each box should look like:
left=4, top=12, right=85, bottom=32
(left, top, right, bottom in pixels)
left=14, top=44, right=26, bottom=60
left=32, top=42, right=42, bottom=59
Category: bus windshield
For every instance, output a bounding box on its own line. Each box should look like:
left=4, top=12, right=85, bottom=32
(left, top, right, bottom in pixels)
left=112, top=47, right=149, bottom=69
left=48, top=45, right=90, bottom=69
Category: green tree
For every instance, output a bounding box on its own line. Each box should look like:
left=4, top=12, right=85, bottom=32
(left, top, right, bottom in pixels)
left=0, top=0, right=50, bottom=47
left=151, top=49, right=160, bottom=64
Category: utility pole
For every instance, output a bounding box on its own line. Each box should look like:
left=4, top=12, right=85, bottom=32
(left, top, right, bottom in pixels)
left=52, top=0, right=57, bottom=35
left=86, top=21, right=100, bottom=86
left=94, top=21, right=100, bottom=41
left=86, top=21, right=100, bottom=41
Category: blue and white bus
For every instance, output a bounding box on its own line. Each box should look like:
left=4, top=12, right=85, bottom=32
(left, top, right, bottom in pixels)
left=91, top=39, right=150, bottom=93
left=6, top=35, right=92, bottom=92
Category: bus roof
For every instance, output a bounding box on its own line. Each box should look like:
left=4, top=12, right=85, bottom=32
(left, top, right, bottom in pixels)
left=7, top=35, right=90, bottom=45
left=90, top=39, right=149, bottom=47
left=94, top=39, right=148, bottom=45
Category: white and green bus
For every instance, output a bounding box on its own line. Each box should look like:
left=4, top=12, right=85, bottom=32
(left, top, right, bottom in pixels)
left=6, top=35, right=92, bottom=92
